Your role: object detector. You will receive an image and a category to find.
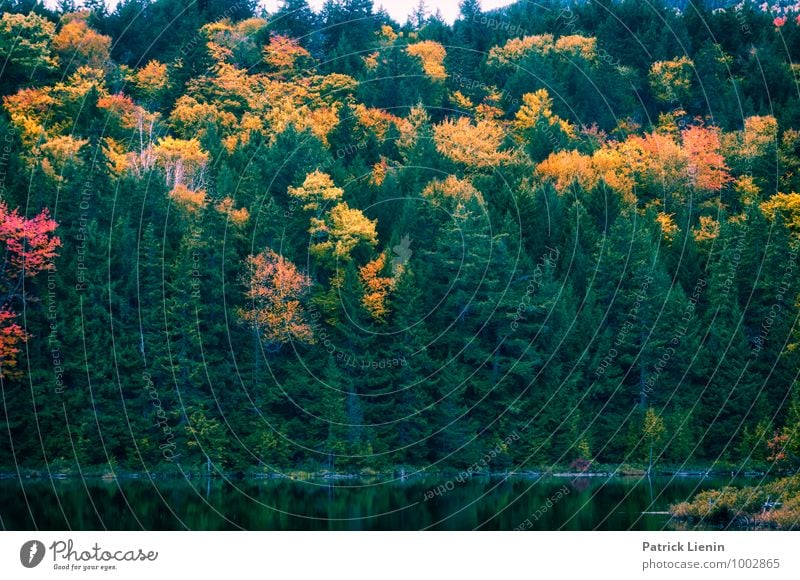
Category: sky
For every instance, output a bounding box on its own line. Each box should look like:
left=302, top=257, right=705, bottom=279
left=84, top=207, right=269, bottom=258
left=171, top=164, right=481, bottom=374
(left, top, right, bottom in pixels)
left=261, top=0, right=519, bottom=24
left=43, top=1, right=520, bottom=25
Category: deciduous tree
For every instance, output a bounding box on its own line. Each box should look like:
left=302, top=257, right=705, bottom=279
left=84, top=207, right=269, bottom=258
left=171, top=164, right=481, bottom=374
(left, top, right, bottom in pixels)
left=240, top=249, right=315, bottom=345
left=0, top=202, right=61, bottom=378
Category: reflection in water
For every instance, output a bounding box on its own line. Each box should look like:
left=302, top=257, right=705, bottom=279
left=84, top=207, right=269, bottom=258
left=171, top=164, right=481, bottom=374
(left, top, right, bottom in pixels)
left=0, top=475, right=762, bottom=531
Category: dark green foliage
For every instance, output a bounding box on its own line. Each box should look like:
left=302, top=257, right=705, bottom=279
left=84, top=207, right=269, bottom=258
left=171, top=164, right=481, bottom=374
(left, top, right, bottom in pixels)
left=2, top=0, right=800, bottom=477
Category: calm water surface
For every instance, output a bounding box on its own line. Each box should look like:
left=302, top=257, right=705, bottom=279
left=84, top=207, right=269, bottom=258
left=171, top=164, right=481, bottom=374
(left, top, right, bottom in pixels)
left=0, top=474, right=763, bottom=530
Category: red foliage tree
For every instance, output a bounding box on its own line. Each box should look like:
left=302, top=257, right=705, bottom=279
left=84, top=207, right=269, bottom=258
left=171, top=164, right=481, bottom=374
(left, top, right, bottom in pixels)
left=1, top=202, right=61, bottom=378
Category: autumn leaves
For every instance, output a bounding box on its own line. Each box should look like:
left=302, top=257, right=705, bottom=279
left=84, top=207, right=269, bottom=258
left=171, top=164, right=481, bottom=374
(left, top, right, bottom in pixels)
left=0, top=202, right=61, bottom=378
left=241, top=169, right=385, bottom=344
left=240, top=250, right=315, bottom=345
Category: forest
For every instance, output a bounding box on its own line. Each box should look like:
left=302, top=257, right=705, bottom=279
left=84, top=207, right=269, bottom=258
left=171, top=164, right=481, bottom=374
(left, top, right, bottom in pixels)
left=1, top=0, right=800, bottom=479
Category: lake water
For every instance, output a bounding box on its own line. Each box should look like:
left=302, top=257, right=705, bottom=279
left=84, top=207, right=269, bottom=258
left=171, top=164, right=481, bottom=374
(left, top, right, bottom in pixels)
left=0, top=474, right=763, bottom=530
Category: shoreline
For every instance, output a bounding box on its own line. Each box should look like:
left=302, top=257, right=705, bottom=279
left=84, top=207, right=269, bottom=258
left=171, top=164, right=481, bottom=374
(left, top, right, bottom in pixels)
left=0, top=466, right=777, bottom=481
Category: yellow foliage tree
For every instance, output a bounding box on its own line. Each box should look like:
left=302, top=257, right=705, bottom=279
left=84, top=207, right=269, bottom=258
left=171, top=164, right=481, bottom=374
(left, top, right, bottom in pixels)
left=515, top=90, right=573, bottom=135
left=370, top=158, right=390, bottom=186
left=39, top=134, right=87, bottom=179
left=421, top=175, right=484, bottom=207
left=379, top=24, right=398, bottom=43
left=648, top=56, right=694, bottom=104
left=554, top=35, right=597, bottom=59
left=692, top=215, right=720, bottom=242
left=49, top=66, right=107, bottom=116
left=761, top=193, right=800, bottom=235
left=3, top=87, right=55, bottom=145
left=170, top=95, right=237, bottom=139
left=655, top=211, right=679, bottom=241
left=487, top=34, right=554, bottom=67
left=450, top=91, right=475, bottom=113
left=407, top=40, right=447, bottom=80
left=0, top=12, right=58, bottom=75
left=169, top=184, right=207, bottom=213
left=313, top=73, right=358, bottom=106
left=738, top=115, right=779, bottom=160
left=586, top=146, right=627, bottom=195
left=135, top=60, right=170, bottom=99
left=288, top=171, right=344, bottom=211
left=396, top=104, right=428, bottom=159
left=153, top=136, right=209, bottom=189
left=514, top=89, right=575, bottom=157
left=433, top=116, right=514, bottom=169
left=103, top=137, right=129, bottom=175
left=309, top=202, right=378, bottom=265
left=203, top=18, right=267, bottom=68
left=619, top=131, right=688, bottom=196
left=487, top=33, right=596, bottom=67
left=536, top=150, right=597, bottom=193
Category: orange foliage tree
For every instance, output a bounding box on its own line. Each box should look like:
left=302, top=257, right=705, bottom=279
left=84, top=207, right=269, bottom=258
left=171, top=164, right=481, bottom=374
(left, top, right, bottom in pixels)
left=240, top=250, right=315, bottom=345
left=264, top=35, right=313, bottom=77
left=536, top=149, right=597, bottom=193
left=421, top=175, right=484, bottom=208
left=53, top=11, right=111, bottom=70
left=359, top=252, right=396, bottom=322
left=682, top=125, right=731, bottom=192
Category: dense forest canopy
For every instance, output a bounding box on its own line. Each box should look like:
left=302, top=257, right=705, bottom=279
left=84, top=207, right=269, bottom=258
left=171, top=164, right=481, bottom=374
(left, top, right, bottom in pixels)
left=1, top=0, right=800, bottom=476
